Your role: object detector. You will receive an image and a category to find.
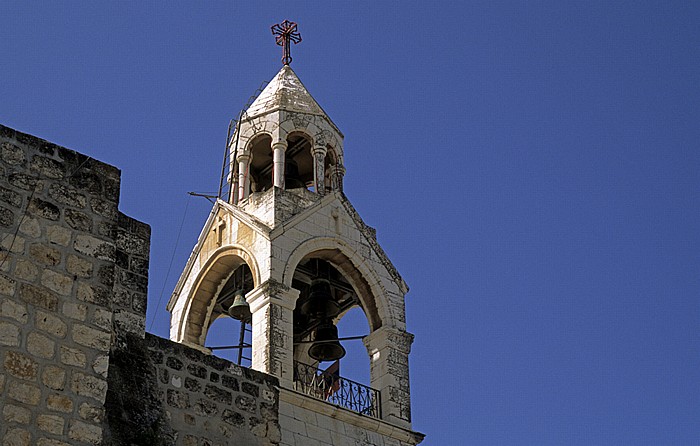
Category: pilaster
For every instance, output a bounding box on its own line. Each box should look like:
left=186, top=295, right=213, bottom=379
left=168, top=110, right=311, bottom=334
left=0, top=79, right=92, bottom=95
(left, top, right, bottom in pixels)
left=247, top=279, right=300, bottom=388
left=364, top=326, right=414, bottom=429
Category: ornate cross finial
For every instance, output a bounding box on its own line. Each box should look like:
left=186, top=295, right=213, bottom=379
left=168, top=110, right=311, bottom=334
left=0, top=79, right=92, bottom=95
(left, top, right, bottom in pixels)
left=271, top=20, right=302, bottom=65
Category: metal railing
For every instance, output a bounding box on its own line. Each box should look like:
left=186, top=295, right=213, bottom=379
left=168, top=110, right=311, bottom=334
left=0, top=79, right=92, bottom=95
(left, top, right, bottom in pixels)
left=292, top=361, right=381, bottom=419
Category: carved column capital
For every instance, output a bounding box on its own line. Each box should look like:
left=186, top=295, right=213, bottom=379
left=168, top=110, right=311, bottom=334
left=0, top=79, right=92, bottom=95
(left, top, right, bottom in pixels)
left=246, top=279, right=299, bottom=313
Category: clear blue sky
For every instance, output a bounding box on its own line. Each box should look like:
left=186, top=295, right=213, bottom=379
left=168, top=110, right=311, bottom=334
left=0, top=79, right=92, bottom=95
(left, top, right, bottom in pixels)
left=2, top=1, right=699, bottom=444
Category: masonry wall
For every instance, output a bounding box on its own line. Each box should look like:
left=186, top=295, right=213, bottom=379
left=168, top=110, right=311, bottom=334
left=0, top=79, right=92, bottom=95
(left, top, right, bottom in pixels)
left=0, top=124, right=149, bottom=445
left=104, top=333, right=280, bottom=446
left=278, top=396, right=420, bottom=446
left=0, top=125, right=281, bottom=446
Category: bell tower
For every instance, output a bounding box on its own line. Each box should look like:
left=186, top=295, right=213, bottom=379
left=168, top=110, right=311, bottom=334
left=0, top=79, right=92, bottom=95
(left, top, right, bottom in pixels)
left=167, top=21, right=423, bottom=445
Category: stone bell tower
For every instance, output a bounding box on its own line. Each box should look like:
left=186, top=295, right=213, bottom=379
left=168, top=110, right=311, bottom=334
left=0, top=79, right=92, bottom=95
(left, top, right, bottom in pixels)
left=167, top=21, right=423, bottom=445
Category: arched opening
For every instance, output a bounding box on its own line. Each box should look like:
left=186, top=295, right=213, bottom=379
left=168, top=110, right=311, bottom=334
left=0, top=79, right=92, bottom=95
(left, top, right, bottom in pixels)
left=290, top=256, right=381, bottom=417
left=248, top=134, right=273, bottom=192
left=203, top=263, right=254, bottom=365
left=285, top=132, right=313, bottom=190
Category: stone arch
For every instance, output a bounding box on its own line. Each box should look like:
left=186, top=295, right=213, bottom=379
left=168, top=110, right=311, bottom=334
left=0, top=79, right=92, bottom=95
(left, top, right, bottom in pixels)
left=283, top=237, right=393, bottom=331
left=177, top=245, right=260, bottom=346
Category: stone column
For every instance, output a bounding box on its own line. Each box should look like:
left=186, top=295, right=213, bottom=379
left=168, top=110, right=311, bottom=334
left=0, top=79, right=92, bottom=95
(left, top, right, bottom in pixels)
left=329, top=165, right=345, bottom=192
left=312, top=145, right=327, bottom=195
left=247, top=280, right=299, bottom=389
left=364, top=326, right=414, bottom=429
left=272, top=140, right=288, bottom=189
left=237, top=154, right=251, bottom=201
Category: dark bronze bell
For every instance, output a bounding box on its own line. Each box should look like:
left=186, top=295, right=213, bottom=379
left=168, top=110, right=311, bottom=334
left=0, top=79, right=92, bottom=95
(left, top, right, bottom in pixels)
left=284, top=159, right=306, bottom=189
left=308, top=320, right=346, bottom=362
left=300, top=279, right=340, bottom=320
left=228, top=290, right=251, bottom=321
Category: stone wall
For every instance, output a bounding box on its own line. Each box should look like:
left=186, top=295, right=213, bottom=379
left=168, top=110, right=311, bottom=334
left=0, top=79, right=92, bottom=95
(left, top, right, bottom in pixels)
left=104, top=333, right=280, bottom=446
left=278, top=392, right=423, bottom=446
left=0, top=125, right=281, bottom=446
left=0, top=124, right=147, bottom=445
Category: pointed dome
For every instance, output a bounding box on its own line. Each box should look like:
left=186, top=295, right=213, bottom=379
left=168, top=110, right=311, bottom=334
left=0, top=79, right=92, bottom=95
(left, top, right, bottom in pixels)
left=245, top=65, right=328, bottom=118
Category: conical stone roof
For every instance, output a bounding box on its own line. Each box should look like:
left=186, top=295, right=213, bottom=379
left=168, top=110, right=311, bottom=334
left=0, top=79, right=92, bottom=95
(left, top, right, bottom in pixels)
left=245, top=65, right=328, bottom=118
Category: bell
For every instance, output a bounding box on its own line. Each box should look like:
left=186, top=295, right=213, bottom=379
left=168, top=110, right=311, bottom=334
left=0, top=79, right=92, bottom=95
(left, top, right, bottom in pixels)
left=300, top=279, right=340, bottom=320
left=284, top=159, right=306, bottom=189
left=227, top=290, right=251, bottom=321
left=308, top=321, right=346, bottom=362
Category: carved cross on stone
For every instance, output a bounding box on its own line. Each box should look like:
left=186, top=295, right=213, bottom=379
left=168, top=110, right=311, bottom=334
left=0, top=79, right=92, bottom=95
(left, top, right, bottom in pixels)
left=271, top=20, right=302, bottom=65
left=213, top=218, right=226, bottom=246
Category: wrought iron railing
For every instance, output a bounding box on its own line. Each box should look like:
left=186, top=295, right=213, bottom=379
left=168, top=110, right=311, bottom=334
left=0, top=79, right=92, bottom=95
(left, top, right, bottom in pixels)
left=292, top=361, right=381, bottom=419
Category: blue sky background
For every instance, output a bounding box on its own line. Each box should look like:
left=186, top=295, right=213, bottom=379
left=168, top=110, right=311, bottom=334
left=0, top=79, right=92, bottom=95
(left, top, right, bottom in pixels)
left=2, top=1, right=699, bottom=444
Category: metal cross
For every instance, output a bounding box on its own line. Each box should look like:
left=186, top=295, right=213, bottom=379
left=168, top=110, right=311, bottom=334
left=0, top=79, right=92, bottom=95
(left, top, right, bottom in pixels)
left=271, top=20, right=302, bottom=65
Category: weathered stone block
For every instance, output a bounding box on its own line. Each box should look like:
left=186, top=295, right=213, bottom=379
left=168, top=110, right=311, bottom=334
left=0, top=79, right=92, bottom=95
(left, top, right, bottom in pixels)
left=4, top=351, right=38, bottom=380
left=1, top=233, right=24, bottom=253
left=68, top=171, right=102, bottom=196
left=14, top=259, right=38, bottom=281
left=19, top=283, right=58, bottom=310
left=62, top=301, right=87, bottom=320
left=98, top=264, right=115, bottom=287
left=28, top=198, right=60, bottom=221
left=76, top=283, right=110, bottom=306
left=46, top=394, right=74, bottom=413
left=73, top=324, right=111, bottom=351
left=184, top=377, right=201, bottom=392
left=66, top=254, right=93, bottom=278
left=37, top=414, right=65, bottom=435
left=60, top=346, right=87, bottom=367
left=46, top=225, right=71, bottom=246
left=68, top=421, right=102, bottom=445
left=49, top=183, right=87, bottom=208
left=166, top=388, right=190, bottom=409
left=194, top=398, right=218, bottom=416
left=30, top=155, right=65, bottom=179
left=2, top=404, right=31, bottom=424
left=90, top=198, right=118, bottom=220
left=166, top=357, right=183, bottom=370
left=1, top=141, right=26, bottom=165
left=64, top=209, right=92, bottom=232
left=78, top=402, right=104, bottom=423
left=0, top=274, right=17, bottom=296
left=92, top=354, right=109, bottom=378
left=27, top=331, right=56, bottom=358
left=29, top=244, right=61, bottom=266
left=2, top=427, right=31, bottom=446
left=0, top=299, right=29, bottom=324
left=74, top=235, right=115, bottom=261
left=236, top=395, right=257, bottom=413
left=8, top=381, right=41, bottom=405
left=42, top=365, right=66, bottom=390
left=222, top=409, right=246, bottom=427
left=8, top=173, right=40, bottom=191
left=221, top=375, right=239, bottom=391
left=36, top=310, right=68, bottom=338
left=204, top=384, right=232, bottom=404
left=187, top=364, right=207, bottom=379
left=117, top=268, right=147, bottom=293
left=242, top=381, right=260, bottom=397
left=0, top=206, right=15, bottom=226
left=0, top=321, right=21, bottom=346
left=92, top=308, right=112, bottom=331
left=0, top=186, right=22, bottom=207
left=18, top=217, right=41, bottom=238
left=116, top=231, right=149, bottom=257
left=71, top=372, right=108, bottom=402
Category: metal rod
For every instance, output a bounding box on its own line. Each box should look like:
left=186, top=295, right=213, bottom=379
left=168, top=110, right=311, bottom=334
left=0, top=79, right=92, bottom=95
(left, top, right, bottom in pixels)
left=294, top=335, right=366, bottom=345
